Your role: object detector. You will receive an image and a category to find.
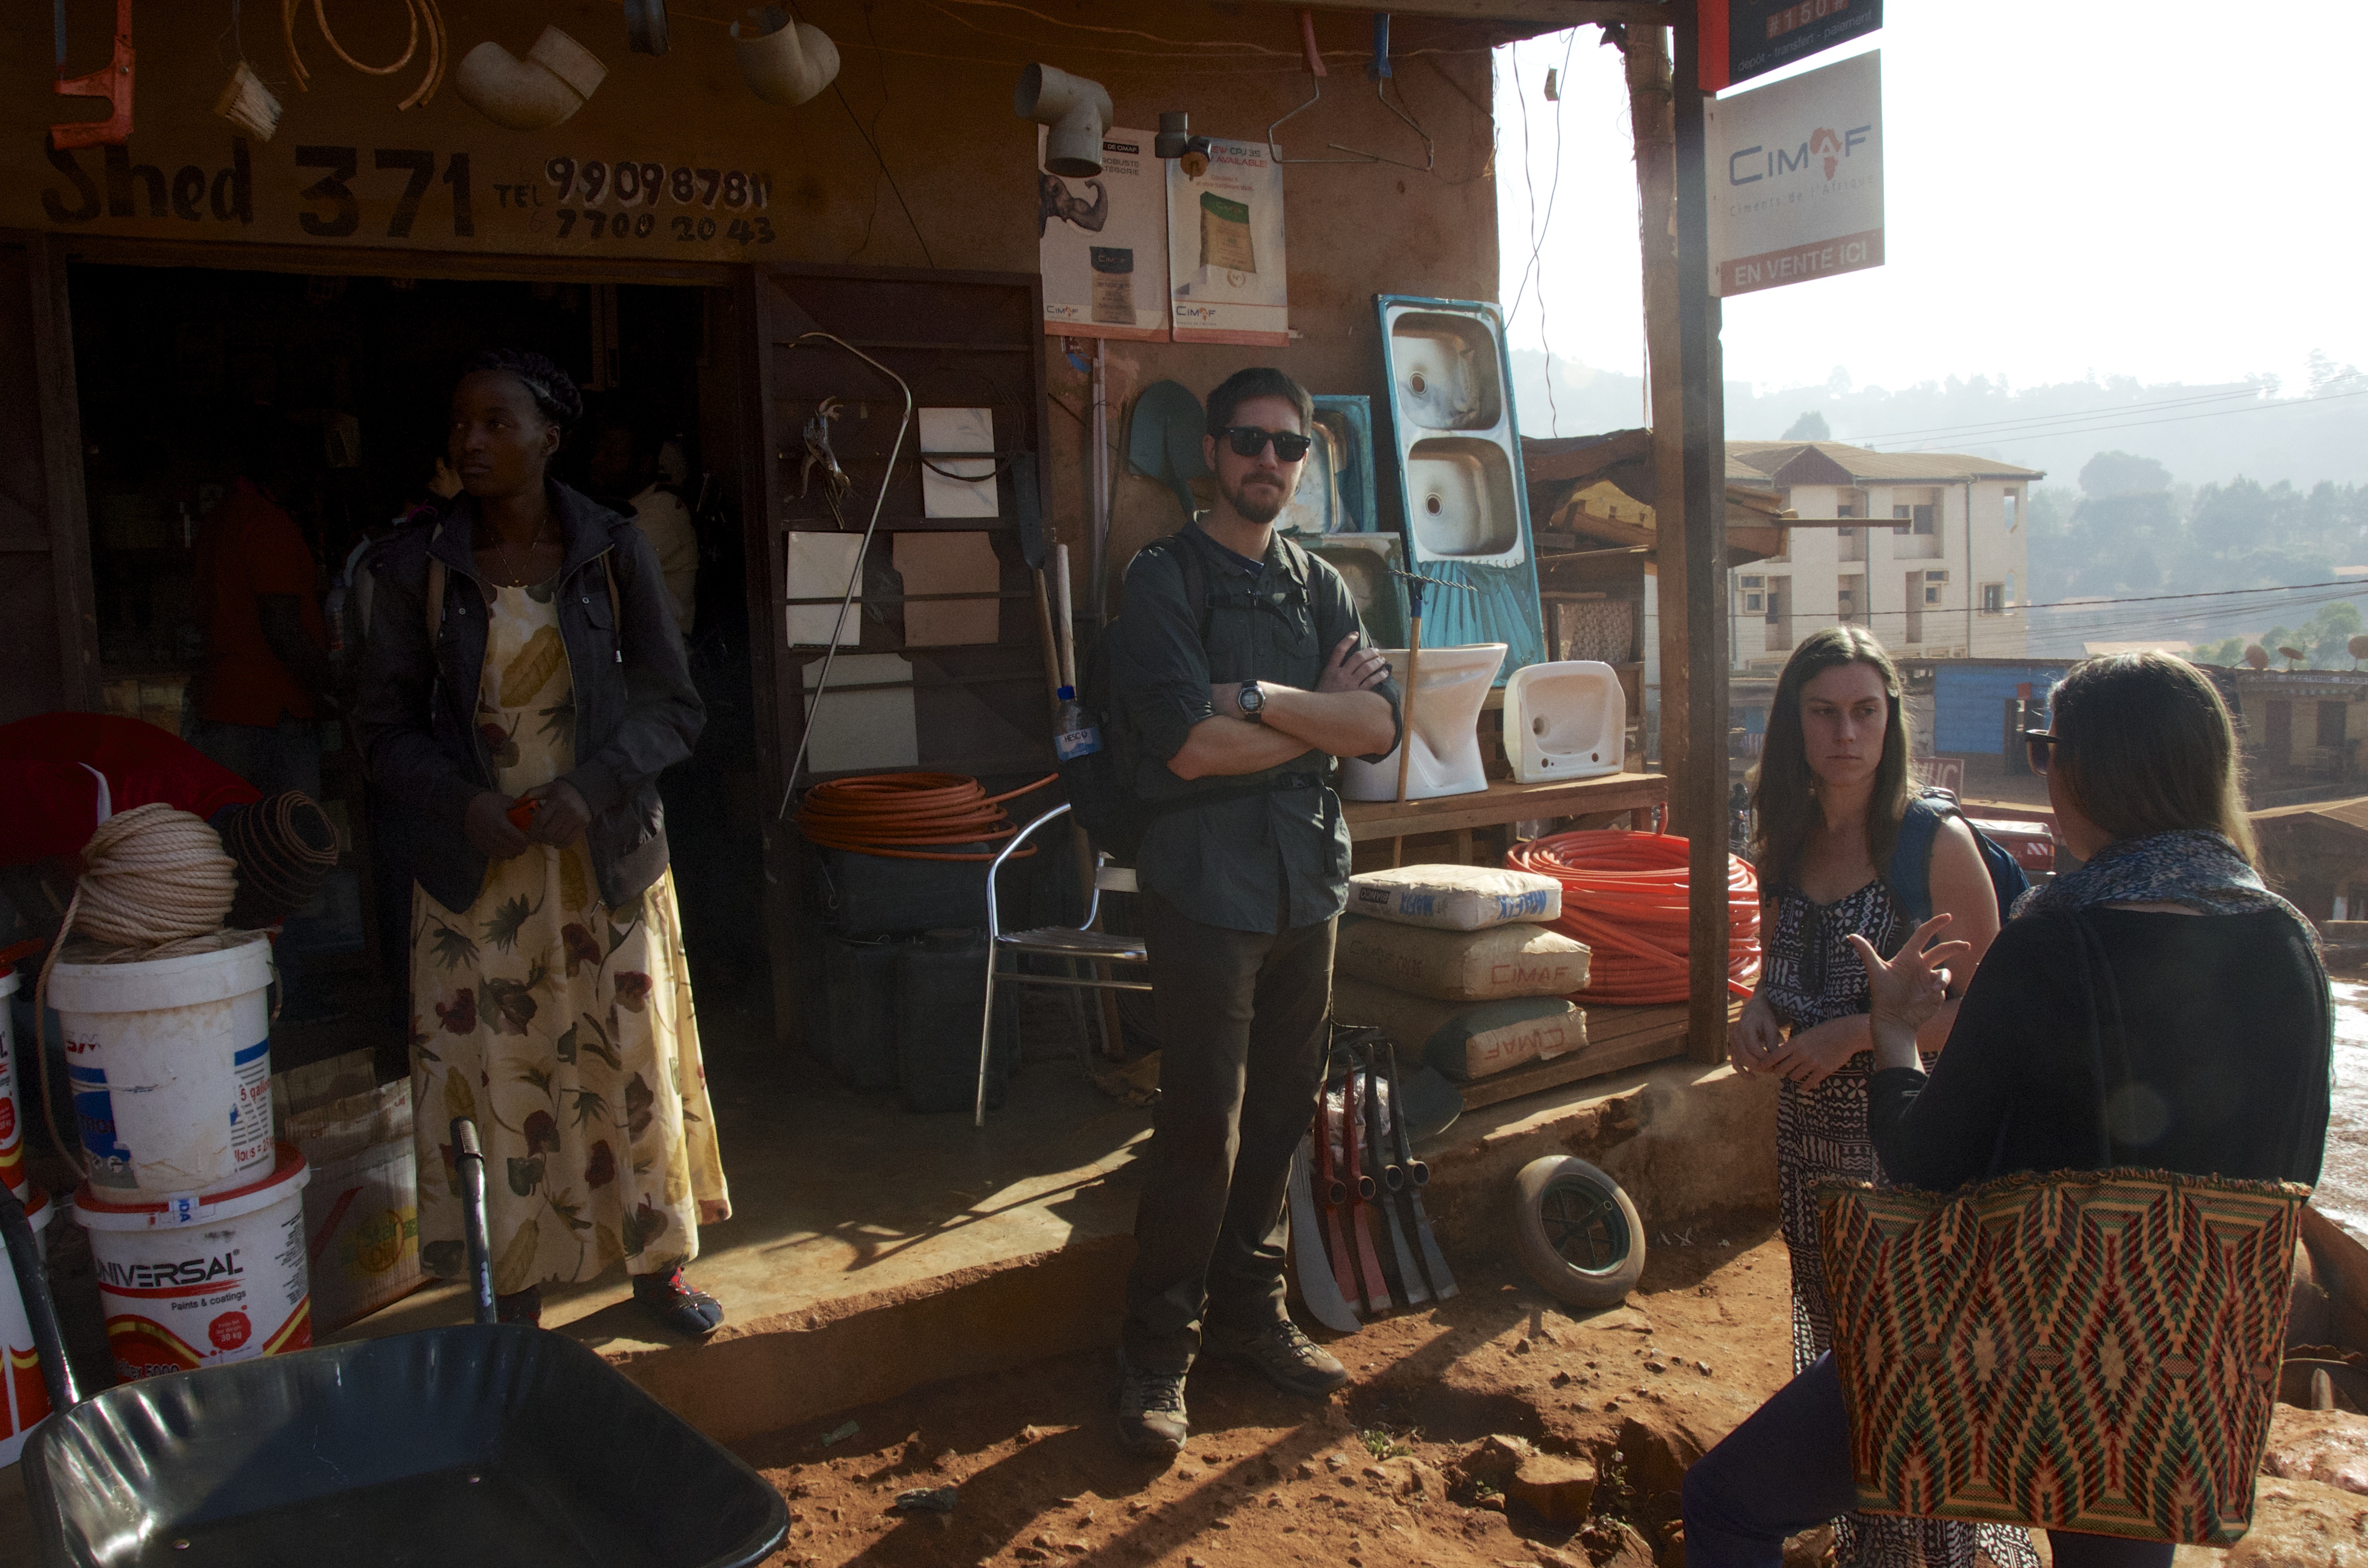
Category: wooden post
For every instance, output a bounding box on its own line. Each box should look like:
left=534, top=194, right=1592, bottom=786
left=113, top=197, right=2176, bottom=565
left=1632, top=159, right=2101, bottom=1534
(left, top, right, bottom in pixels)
left=1674, top=2, right=1733, bottom=1064
left=1628, top=22, right=1686, bottom=824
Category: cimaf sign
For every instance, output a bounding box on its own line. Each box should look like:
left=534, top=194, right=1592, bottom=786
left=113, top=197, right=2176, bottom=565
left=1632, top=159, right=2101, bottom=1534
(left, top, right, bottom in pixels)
left=1705, top=50, right=1883, bottom=297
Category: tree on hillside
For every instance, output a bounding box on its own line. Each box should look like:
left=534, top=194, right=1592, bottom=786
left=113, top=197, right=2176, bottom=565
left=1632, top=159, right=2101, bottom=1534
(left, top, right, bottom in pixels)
left=1781, top=410, right=1831, bottom=441
left=2079, top=451, right=2172, bottom=498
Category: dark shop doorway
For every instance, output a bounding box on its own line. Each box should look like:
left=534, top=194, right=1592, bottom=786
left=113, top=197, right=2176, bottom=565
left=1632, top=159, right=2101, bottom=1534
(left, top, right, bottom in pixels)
left=65, top=262, right=765, bottom=1073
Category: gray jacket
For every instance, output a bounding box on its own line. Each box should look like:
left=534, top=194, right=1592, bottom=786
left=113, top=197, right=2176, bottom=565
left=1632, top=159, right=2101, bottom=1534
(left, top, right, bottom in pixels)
left=353, top=482, right=702, bottom=913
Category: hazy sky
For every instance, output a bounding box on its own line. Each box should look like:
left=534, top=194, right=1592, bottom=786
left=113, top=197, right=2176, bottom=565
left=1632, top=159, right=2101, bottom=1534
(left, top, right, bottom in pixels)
left=1492, top=5, right=2368, bottom=396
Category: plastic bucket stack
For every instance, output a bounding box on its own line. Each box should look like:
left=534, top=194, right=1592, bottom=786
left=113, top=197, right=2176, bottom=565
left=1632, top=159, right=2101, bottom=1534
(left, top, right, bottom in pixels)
left=80, top=1143, right=312, bottom=1382
left=45, top=931, right=315, bottom=1383
left=0, top=1188, right=53, bottom=1464
left=46, top=932, right=276, bottom=1196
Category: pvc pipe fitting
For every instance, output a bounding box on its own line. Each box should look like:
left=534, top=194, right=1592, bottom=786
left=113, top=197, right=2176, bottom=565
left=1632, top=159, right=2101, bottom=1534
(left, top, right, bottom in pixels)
left=1016, top=63, right=1113, bottom=179
left=455, top=25, right=607, bottom=131
left=732, top=7, right=840, bottom=107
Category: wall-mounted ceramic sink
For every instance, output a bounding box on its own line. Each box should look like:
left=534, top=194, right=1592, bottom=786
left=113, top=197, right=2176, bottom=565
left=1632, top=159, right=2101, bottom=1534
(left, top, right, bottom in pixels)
left=1404, top=438, right=1519, bottom=559
left=1504, top=660, right=1626, bottom=782
left=1388, top=311, right=1504, bottom=432
left=1276, top=420, right=1342, bottom=536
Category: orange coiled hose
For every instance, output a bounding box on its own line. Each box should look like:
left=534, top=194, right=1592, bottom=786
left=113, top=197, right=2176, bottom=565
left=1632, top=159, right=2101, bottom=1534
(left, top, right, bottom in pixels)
left=1506, top=830, right=1762, bottom=1005
left=796, top=772, right=1060, bottom=862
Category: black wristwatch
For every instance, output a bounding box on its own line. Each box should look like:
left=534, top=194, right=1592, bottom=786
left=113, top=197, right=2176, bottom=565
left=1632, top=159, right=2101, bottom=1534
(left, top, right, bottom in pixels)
left=1237, top=681, right=1266, bottom=722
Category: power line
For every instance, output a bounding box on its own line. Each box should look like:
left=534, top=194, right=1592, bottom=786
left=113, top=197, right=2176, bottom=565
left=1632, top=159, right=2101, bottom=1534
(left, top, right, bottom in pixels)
left=1851, top=380, right=2368, bottom=453
left=1832, top=384, right=2283, bottom=444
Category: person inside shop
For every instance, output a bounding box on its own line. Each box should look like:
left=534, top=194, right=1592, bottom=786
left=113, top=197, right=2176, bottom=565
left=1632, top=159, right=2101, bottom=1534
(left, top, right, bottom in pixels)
left=584, top=410, right=698, bottom=642
left=1103, top=367, right=1402, bottom=1457
left=190, top=423, right=334, bottom=803
left=1684, top=651, right=2332, bottom=1568
left=354, top=348, right=731, bottom=1337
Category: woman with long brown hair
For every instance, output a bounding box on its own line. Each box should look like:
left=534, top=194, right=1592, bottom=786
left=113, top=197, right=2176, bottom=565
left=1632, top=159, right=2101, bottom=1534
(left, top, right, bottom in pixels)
left=1728, top=625, right=2024, bottom=1568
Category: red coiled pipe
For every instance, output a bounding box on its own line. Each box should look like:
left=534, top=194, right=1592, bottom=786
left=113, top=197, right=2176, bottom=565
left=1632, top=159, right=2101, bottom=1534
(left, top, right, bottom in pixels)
left=1506, top=830, right=1762, bottom=1005
left=796, top=772, right=1060, bottom=861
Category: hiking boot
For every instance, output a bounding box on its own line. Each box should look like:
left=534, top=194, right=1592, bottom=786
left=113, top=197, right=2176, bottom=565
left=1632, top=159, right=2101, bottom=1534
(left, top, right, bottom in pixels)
left=1205, top=1315, right=1349, bottom=1398
left=1116, top=1350, right=1190, bottom=1456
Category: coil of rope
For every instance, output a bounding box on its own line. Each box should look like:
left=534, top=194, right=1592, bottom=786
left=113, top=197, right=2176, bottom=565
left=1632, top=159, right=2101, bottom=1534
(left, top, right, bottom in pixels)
left=1507, top=830, right=1761, bottom=1006
left=31, top=804, right=259, bottom=1180
left=795, top=772, right=1060, bottom=861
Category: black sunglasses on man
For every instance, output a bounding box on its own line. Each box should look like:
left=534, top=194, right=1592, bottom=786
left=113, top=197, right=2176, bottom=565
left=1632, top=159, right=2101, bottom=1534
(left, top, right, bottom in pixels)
left=1215, top=425, right=1313, bottom=462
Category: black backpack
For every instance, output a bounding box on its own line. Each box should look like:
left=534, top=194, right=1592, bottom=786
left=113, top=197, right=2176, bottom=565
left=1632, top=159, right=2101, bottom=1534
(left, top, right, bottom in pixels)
left=1885, top=787, right=2033, bottom=929
left=1060, top=532, right=1320, bottom=861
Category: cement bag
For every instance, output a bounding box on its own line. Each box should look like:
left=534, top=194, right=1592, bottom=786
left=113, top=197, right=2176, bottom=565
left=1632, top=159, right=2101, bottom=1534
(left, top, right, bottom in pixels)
left=1346, top=865, right=1561, bottom=931
left=1336, top=915, right=1590, bottom=1002
left=274, top=1051, right=422, bottom=1333
left=1333, top=976, right=1584, bottom=1082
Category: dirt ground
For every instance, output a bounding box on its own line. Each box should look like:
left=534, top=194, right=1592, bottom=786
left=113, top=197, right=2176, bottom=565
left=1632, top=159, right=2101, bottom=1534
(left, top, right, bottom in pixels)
left=732, top=1211, right=1799, bottom=1568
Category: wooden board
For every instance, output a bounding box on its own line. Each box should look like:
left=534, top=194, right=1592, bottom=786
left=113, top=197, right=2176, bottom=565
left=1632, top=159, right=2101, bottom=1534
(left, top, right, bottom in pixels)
left=1343, top=772, right=1666, bottom=842
left=1455, top=998, right=1743, bottom=1112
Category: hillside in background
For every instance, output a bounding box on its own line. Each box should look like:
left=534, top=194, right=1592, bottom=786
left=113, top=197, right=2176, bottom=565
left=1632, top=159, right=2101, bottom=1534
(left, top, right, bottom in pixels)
left=1503, top=352, right=2368, bottom=661
left=1507, top=350, right=2368, bottom=489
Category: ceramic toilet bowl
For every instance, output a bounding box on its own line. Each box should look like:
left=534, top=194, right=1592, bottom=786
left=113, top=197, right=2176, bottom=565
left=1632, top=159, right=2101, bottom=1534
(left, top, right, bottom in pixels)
left=1342, top=642, right=1508, bottom=801
left=1503, top=660, right=1626, bottom=783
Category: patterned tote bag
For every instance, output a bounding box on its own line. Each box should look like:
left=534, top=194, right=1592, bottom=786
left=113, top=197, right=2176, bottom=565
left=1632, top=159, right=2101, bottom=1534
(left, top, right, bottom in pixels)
left=1816, top=916, right=2308, bottom=1545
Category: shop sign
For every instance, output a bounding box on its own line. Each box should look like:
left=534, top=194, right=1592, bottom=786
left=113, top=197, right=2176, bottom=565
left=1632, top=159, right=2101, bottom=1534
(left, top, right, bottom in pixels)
left=1037, top=126, right=1170, bottom=341
left=1704, top=51, right=1882, bottom=298
left=1701, top=0, right=1883, bottom=92
left=1165, top=137, right=1288, bottom=347
left=5, top=5, right=806, bottom=261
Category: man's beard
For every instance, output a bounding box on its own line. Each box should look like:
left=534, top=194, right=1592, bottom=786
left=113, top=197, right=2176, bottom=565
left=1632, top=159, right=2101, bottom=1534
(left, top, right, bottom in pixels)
left=1222, top=471, right=1288, bottom=526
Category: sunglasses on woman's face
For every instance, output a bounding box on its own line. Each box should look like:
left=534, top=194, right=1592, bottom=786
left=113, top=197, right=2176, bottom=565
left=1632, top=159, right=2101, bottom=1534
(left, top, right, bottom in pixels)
left=2023, top=728, right=2058, bottom=773
left=1217, top=425, right=1313, bottom=462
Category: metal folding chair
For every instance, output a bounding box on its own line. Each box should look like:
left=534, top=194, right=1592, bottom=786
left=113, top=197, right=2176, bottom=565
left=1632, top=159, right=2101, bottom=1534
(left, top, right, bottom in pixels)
left=974, top=801, right=1151, bottom=1126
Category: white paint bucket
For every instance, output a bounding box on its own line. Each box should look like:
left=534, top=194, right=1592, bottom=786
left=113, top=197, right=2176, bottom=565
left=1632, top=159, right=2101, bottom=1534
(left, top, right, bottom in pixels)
left=46, top=932, right=275, bottom=1196
left=0, top=1188, right=55, bottom=1467
left=0, top=967, right=25, bottom=1201
left=79, top=1142, right=312, bottom=1383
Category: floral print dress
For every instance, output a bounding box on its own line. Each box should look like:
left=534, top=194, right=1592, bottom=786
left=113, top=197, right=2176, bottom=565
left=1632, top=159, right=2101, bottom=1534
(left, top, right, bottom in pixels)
left=409, top=578, right=729, bottom=1293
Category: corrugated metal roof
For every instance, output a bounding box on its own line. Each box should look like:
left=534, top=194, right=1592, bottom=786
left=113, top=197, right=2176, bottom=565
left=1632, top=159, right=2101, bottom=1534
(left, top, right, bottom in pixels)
left=1728, top=440, right=2047, bottom=485
left=2253, top=796, right=2368, bottom=836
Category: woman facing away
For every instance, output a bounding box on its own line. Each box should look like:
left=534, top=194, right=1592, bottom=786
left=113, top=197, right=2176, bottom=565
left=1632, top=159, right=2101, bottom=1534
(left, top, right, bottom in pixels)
left=353, top=349, right=732, bottom=1336
left=1728, top=626, right=2027, bottom=1568
left=1686, top=650, right=2332, bottom=1568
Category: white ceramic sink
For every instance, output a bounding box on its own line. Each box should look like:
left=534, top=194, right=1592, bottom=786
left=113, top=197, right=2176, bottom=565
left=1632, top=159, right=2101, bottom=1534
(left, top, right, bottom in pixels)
left=1503, top=660, right=1627, bottom=782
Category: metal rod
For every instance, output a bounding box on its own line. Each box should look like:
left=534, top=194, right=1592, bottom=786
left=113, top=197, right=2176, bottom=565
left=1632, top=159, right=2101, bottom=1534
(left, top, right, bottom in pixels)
left=1089, top=338, right=1110, bottom=625
left=775, top=331, right=917, bottom=821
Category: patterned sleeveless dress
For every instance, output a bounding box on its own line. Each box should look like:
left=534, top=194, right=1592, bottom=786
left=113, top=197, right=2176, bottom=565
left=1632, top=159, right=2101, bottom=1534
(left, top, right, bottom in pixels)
left=1761, top=880, right=2036, bottom=1568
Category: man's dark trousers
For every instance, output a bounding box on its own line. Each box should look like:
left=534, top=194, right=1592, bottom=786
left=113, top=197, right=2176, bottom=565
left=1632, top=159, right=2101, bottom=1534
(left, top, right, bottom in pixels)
left=1121, top=889, right=1334, bottom=1374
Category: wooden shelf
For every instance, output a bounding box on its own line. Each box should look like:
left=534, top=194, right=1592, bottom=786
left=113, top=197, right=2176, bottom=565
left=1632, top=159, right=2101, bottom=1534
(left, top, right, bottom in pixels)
left=1455, top=997, right=1743, bottom=1113
left=1342, top=772, right=1666, bottom=842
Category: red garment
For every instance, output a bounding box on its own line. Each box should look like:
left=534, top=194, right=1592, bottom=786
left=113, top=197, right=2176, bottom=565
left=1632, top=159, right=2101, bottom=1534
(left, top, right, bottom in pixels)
left=0, top=712, right=259, bottom=867
left=196, top=478, right=326, bottom=725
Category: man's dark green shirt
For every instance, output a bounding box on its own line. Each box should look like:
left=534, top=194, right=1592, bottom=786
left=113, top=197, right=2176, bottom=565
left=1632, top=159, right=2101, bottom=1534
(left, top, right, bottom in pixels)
left=1108, top=524, right=1402, bottom=934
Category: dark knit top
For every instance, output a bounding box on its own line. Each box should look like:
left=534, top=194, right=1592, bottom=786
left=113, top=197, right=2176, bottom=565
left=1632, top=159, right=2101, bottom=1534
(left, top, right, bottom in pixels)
left=1868, top=908, right=2331, bottom=1191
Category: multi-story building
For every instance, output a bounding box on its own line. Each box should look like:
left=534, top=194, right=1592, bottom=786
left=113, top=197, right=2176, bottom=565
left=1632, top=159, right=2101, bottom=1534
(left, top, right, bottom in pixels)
left=1723, top=441, right=2045, bottom=669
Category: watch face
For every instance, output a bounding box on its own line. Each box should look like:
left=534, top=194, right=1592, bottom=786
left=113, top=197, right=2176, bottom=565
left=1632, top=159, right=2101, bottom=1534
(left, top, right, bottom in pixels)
left=1239, top=683, right=1263, bottom=715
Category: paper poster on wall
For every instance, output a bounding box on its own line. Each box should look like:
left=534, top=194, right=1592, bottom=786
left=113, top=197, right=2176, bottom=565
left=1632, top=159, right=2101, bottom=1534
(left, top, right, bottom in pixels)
left=918, top=407, right=998, bottom=518
left=1038, top=126, right=1171, bottom=341
left=1166, top=137, right=1288, bottom=346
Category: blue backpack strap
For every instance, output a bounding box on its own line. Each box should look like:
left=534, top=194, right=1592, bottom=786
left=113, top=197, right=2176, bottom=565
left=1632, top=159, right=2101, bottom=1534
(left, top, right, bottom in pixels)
left=1886, top=794, right=1946, bottom=925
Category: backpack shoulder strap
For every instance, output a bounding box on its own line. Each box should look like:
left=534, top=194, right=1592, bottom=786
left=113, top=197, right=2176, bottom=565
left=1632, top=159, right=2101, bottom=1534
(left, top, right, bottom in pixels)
left=1886, top=792, right=1947, bottom=925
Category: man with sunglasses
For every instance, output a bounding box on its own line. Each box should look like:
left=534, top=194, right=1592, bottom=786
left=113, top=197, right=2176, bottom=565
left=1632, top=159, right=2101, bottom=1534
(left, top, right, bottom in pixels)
left=1106, top=367, right=1402, bottom=1456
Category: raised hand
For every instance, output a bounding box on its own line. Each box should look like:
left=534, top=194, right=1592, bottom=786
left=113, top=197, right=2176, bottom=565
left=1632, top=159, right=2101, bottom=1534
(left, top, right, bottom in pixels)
left=1317, top=633, right=1390, bottom=694
left=1845, top=915, right=1970, bottom=1066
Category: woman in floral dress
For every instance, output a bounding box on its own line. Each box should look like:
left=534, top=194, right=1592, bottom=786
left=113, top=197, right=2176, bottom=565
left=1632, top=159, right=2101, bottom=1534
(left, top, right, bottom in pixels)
left=356, top=349, right=729, bottom=1335
left=1727, top=627, right=2029, bottom=1568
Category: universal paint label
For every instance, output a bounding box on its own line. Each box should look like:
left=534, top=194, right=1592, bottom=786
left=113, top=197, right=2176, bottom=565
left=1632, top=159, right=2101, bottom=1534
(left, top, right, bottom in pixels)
left=228, top=1038, right=273, bottom=1172
left=95, top=1202, right=313, bottom=1382
left=0, top=1014, right=23, bottom=1199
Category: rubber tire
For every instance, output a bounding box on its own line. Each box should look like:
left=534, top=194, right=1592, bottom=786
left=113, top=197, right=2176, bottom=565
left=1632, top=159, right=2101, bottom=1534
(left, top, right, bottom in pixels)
left=1513, top=1156, right=1646, bottom=1308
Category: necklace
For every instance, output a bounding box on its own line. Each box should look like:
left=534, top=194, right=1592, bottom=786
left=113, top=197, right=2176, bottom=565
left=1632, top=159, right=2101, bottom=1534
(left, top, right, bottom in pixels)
left=487, top=513, right=555, bottom=588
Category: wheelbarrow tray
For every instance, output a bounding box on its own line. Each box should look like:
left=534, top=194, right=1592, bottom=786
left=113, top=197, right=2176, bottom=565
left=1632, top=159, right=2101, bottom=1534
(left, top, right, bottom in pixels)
left=22, top=1323, right=789, bottom=1568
